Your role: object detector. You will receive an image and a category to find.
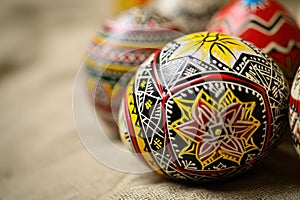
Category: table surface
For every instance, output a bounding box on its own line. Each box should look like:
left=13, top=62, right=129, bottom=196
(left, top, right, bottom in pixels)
left=0, top=0, right=299, bottom=199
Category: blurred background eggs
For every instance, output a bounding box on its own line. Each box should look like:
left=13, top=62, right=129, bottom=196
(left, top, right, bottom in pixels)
left=207, top=0, right=300, bottom=82
left=84, top=7, right=182, bottom=123
left=289, top=66, right=300, bottom=156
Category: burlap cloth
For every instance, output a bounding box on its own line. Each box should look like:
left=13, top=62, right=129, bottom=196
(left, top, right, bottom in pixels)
left=0, top=0, right=299, bottom=199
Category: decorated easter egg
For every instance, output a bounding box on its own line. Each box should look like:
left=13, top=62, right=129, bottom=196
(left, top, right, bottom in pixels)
left=85, top=7, right=181, bottom=122
left=289, top=67, right=300, bottom=156
left=118, top=32, right=289, bottom=182
left=206, top=0, right=300, bottom=82
left=153, top=0, right=229, bottom=33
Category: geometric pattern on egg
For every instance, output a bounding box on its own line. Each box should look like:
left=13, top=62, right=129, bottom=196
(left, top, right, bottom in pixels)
left=119, top=32, right=289, bottom=182
left=289, top=67, right=300, bottom=156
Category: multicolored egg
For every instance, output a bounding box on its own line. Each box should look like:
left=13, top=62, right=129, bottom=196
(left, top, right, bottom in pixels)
left=206, top=0, right=300, bottom=82
left=85, top=7, right=181, bottom=122
left=289, top=67, right=300, bottom=156
left=118, top=32, right=289, bottom=182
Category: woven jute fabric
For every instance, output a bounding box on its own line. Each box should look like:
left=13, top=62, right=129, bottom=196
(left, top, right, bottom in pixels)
left=101, top=138, right=300, bottom=200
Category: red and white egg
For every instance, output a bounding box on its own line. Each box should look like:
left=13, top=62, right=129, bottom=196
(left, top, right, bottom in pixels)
left=289, top=67, right=300, bottom=156
left=207, top=0, right=300, bottom=82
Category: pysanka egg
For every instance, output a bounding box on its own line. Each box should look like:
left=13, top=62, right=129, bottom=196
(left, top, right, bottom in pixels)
left=84, top=7, right=181, bottom=122
left=289, top=67, right=300, bottom=156
left=206, top=0, right=300, bottom=82
left=118, top=32, right=289, bottom=182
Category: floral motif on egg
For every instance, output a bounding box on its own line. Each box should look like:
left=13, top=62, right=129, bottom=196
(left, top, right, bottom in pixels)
left=118, top=32, right=289, bottom=182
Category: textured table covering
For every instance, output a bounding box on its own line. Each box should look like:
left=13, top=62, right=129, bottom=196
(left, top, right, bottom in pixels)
left=0, top=0, right=299, bottom=199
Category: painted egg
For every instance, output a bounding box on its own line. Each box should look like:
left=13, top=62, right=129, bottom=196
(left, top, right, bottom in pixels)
left=206, top=0, right=300, bottom=82
left=118, top=32, right=289, bottom=182
left=289, top=67, right=300, bottom=156
left=85, top=7, right=181, bottom=122
left=153, top=0, right=229, bottom=33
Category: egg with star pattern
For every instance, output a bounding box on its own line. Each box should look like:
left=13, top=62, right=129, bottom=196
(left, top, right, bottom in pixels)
left=118, top=32, right=289, bottom=182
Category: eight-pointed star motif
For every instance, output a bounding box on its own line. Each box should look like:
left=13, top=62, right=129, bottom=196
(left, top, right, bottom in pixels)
left=170, top=88, right=260, bottom=169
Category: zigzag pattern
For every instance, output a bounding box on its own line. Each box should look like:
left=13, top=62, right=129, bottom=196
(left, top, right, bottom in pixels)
left=238, top=13, right=300, bottom=73
left=206, top=0, right=300, bottom=78
left=264, top=40, right=300, bottom=54
left=209, top=10, right=300, bottom=45
left=116, top=31, right=181, bottom=44
left=239, top=11, right=297, bottom=35
left=239, top=21, right=300, bottom=53
left=88, top=44, right=155, bottom=66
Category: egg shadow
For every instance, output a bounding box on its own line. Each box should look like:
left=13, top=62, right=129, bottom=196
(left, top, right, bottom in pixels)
left=171, top=135, right=300, bottom=198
